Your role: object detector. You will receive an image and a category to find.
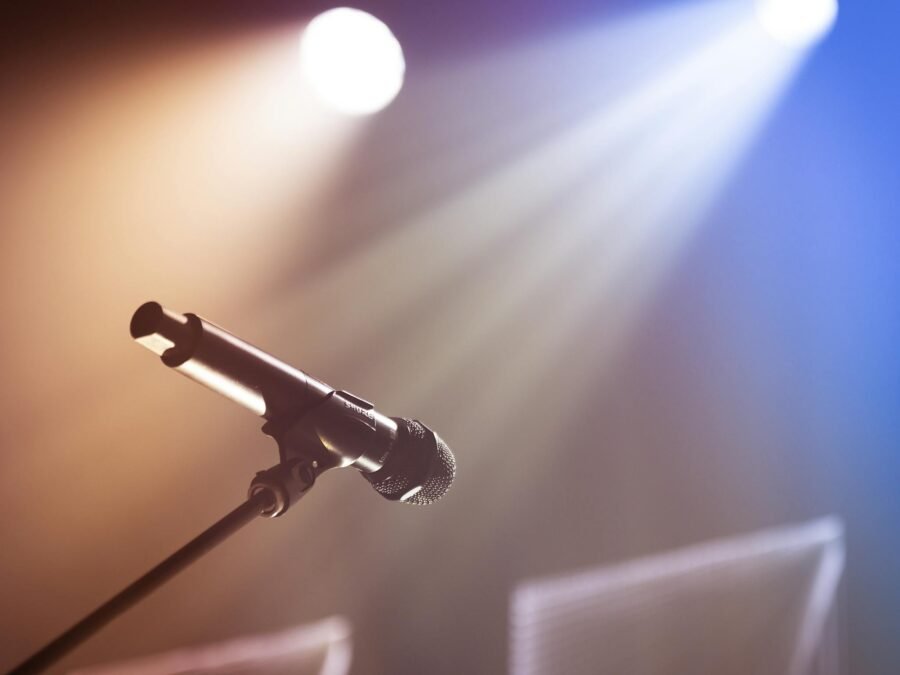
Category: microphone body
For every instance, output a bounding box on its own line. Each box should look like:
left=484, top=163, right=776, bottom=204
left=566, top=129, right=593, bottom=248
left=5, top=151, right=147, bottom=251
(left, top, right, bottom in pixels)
left=130, top=302, right=454, bottom=505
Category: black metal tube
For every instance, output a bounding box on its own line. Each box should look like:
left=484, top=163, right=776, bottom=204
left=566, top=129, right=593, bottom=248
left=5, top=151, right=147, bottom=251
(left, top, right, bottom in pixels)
left=130, top=302, right=334, bottom=419
left=129, top=302, right=401, bottom=473
left=7, top=492, right=273, bottom=675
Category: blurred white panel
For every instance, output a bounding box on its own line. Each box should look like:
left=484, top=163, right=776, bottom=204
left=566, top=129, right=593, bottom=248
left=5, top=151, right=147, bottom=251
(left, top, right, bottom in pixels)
left=510, top=518, right=844, bottom=675
left=69, top=617, right=352, bottom=675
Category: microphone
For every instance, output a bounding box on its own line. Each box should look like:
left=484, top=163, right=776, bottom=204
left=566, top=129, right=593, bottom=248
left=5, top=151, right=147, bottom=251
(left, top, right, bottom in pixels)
left=130, top=301, right=455, bottom=505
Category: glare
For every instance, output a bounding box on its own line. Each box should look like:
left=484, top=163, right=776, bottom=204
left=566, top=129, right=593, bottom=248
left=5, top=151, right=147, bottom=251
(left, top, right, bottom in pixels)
left=756, top=0, right=838, bottom=47
left=300, top=8, right=406, bottom=116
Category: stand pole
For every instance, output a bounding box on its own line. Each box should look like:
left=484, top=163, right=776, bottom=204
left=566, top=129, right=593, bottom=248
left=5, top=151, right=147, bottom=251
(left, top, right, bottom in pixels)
left=8, top=490, right=275, bottom=675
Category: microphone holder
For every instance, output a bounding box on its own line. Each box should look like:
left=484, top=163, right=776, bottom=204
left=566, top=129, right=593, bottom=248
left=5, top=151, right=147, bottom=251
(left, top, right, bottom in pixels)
left=7, top=407, right=335, bottom=675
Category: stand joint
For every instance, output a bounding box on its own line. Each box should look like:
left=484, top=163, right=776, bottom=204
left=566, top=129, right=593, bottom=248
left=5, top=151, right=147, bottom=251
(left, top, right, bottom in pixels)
left=249, top=459, right=318, bottom=518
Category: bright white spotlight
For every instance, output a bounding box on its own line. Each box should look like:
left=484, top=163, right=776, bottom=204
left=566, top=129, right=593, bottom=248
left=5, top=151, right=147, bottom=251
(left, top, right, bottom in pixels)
left=299, top=8, right=405, bottom=116
left=756, top=0, right=838, bottom=47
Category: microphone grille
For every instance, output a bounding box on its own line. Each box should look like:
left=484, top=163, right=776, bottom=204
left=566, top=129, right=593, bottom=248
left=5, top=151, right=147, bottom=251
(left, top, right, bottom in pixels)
left=364, top=419, right=455, bottom=505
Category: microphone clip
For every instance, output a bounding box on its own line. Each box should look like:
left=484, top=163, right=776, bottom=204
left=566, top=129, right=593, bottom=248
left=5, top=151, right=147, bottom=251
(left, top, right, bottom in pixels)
left=249, top=459, right=318, bottom=518
left=249, top=390, right=379, bottom=517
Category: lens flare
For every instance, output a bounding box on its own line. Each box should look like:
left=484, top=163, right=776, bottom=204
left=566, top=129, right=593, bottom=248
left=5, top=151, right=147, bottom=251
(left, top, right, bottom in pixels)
left=756, top=0, right=838, bottom=48
left=300, top=8, right=406, bottom=116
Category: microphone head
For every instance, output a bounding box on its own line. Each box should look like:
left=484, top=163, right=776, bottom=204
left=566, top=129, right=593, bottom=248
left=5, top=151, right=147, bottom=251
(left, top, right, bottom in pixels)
left=363, top=419, right=455, bottom=505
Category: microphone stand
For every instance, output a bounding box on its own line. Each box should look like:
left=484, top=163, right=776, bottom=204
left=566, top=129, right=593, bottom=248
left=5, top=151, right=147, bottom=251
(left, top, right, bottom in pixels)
left=10, top=301, right=411, bottom=674
left=7, top=455, right=321, bottom=675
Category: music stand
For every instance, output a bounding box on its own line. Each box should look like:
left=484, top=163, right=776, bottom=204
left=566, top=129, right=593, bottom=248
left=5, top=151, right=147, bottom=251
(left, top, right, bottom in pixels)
left=68, top=617, right=352, bottom=675
left=510, top=517, right=845, bottom=675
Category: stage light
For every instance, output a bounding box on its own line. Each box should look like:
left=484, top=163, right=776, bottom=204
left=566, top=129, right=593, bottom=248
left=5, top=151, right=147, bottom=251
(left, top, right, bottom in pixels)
left=299, top=8, right=405, bottom=116
left=756, top=0, right=838, bottom=47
